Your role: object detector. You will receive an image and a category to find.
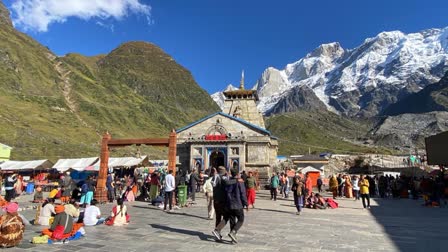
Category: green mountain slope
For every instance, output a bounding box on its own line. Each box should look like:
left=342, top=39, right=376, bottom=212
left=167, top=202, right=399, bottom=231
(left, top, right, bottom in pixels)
left=266, top=111, right=392, bottom=155
left=0, top=2, right=219, bottom=160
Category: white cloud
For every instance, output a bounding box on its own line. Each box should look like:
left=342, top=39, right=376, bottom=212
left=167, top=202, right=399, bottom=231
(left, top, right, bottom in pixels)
left=10, top=0, right=151, bottom=32
left=96, top=21, right=115, bottom=32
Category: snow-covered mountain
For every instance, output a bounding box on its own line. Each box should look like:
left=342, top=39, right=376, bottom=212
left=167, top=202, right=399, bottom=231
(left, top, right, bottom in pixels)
left=211, top=84, right=237, bottom=110
left=212, top=27, right=448, bottom=117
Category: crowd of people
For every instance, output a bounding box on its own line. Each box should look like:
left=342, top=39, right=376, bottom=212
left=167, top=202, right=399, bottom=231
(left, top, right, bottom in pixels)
left=268, top=172, right=338, bottom=215
left=0, top=171, right=134, bottom=247
left=1, top=165, right=447, bottom=247
left=327, top=171, right=448, bottom=209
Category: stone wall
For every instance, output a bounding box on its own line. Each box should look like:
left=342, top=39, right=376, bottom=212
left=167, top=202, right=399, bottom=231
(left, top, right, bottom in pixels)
left=223, top=98, right=265, bottom=128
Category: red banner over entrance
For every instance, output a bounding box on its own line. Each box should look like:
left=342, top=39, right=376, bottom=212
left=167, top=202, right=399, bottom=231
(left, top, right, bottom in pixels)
left=205, top=134, right=227, bottom=141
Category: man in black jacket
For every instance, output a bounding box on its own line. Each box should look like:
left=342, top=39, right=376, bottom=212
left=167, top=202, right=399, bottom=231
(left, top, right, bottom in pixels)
left=212, top=168, right=247, bottom=243
left=189, top=168, right=200, bottom=202
left=212, top=166, right=227, bottom=229
left=4, top=174, right=17, bottom=202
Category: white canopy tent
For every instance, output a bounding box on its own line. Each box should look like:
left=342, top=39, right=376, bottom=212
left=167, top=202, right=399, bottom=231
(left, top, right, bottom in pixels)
left=93, top=156, right=149, bottom=170
left=53, top=157, right=99, bottom=172
left=0, top=159, right=54, bottom=172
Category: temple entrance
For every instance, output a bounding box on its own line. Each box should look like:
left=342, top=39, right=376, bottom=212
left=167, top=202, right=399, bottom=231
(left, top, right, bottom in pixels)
left=209, top=150, right=225, bottom=168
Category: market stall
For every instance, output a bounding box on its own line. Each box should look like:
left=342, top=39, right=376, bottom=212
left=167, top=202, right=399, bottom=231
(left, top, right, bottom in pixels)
left=53, top=157, right=99, bottom=173
left=0, top=159, right=54, bottom=172
left=0, top=159, right=54, bottom=192
left=52, top=157, right=99, bottom=181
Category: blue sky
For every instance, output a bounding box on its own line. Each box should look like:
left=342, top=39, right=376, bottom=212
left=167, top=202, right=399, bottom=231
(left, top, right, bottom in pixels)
left=4, top=0, right=448, bottom=94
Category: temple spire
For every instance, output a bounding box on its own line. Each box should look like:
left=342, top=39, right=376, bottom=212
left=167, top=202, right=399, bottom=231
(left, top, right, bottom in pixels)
left=239, top=70, right=245, bottom=90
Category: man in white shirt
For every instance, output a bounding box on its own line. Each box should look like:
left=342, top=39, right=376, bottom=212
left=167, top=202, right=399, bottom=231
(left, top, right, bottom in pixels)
left=163, top=170, right=175, bottom=212
left=83, top=199, right=105, bottom=226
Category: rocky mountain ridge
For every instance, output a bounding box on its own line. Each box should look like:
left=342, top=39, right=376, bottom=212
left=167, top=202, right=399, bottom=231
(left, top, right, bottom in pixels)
left=212, top=27, right=448, bottom=117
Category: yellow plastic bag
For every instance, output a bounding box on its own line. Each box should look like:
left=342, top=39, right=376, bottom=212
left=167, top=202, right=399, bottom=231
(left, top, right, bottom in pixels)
left=32, top=235, right=49, bottom=244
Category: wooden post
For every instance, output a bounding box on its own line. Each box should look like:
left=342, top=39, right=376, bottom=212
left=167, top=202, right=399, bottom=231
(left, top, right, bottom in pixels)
left=168, top=129, right=177, bottom=176
left=95, top=132, right=111, bottom=203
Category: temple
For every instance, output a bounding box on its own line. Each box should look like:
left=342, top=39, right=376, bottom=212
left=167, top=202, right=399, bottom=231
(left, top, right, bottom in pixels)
left=176, top=71, right=278, bottom=173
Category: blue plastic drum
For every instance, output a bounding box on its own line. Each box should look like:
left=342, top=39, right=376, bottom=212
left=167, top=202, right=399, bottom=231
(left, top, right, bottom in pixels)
left=26, top=183, right=35, bottom=194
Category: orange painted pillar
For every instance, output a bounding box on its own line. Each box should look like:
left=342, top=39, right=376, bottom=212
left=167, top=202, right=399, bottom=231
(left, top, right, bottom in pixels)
left=168, top=129, right=177, bottom=176
left=95, top=132, right=111, bottom=203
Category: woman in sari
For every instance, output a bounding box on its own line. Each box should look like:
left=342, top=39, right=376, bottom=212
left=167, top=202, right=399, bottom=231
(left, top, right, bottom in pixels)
left=345, top=176, right=353, bottom=198
left=149, top=172, right=160, bottom=200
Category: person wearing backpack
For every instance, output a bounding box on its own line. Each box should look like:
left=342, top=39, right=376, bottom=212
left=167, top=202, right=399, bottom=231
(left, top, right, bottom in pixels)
left=212, top=168, right=247, bottom=244
left=80, top=177, right=95, bottom=207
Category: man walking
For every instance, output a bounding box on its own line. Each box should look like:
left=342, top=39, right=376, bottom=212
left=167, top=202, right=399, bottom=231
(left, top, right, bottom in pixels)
left=189, top=168, right=200, bottom=202
left=163, top=170, right=175, bottom=212
left=337, top=174, right=344, bottom=198
left=106, top=173, right=115, bottom=203
left=270, top=172, right=279, bottom=201
left=212, top=166, right=227, bottom=230
left=212, top=168, right=247, bottom=243
left=317, top=177, right=323, bottom=193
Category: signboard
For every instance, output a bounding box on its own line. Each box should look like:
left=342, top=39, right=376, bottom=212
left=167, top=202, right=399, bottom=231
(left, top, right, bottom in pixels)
left=205, top=134, right=227, bottom=141
left=425, top=131, right=448, bottom=166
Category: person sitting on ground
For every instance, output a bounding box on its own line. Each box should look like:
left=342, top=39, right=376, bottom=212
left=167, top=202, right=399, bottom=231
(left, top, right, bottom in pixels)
left=83, top=199, right=105, bottom=226
left=33, top=186, right=44, bottom=203
left=313, top=194, right=328, bottom=209
left=106, top=198, right=129, bottom=226
left=49, top=186, right=61, bottom=199
left=305, top=192, right=317, bottom=208
left=64, top=199, right=80, bottom=222
left=37, top=198, right=55, bottom=226
left=0, top=202, right=25, bottom=248
left=42, top=205, right=73, bottom=241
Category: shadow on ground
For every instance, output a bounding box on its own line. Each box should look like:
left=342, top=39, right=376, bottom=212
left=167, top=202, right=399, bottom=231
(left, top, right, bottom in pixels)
left=168, top=211, right=211, bottom=221
left=369, top=198, right=448, bottom=252
left=149, top=223, right=216, bottom=242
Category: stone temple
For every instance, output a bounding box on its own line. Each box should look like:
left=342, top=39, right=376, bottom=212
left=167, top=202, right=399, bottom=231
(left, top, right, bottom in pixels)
left=176, top=71, right=278, bottom=174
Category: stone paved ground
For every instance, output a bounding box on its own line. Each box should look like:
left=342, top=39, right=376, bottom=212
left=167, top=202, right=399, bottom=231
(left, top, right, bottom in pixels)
left=3, top=190, right=448, bottom=252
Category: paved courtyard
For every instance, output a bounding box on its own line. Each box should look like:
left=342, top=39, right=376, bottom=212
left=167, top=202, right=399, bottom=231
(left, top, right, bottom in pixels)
left=4, top=190, right=448, bottom=252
